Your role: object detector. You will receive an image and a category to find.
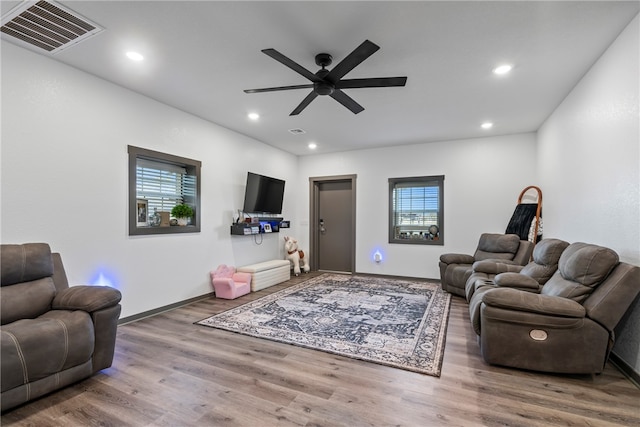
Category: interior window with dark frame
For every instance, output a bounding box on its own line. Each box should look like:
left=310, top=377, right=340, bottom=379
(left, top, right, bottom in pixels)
left=389, top=175, right=444, bottom=245
left=128, top=145, right=201, bottom=235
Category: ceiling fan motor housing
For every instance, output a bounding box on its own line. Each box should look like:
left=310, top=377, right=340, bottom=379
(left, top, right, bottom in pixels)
left=314, top=68, right=334, bottom=95
left=314, top=82, right=334, bottom=96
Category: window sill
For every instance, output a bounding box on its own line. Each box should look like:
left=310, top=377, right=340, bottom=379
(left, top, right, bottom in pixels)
left=389, top=238, right=443, bottom=245
left=130, top=225, right=200, bottom=236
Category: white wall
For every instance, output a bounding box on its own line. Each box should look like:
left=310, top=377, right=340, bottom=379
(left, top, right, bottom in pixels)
left=537, top=15, right=640, bottom=373
left=1, top=41, right=299, bottom=319
left=298, top=133, right=537, bottom=279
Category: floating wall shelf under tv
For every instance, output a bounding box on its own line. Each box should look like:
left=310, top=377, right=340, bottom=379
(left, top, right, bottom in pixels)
left=231, top=218, right=288, bottom=235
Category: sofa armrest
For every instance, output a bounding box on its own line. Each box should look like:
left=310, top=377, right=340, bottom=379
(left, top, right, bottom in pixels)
left=440, top=253, right=475, bottom=264
left=91, top=303, right=121, bottom=372
left=212, top=277, right=234, bottom=289
left=472, top=260, right=524, bottom=275
left=482, top=288, right=586, bottom=318
left=232, top=271, right=252, bottom=284
left=52, top=285, right=122, bottom=313
left=494, top=273, right=541, bottom=291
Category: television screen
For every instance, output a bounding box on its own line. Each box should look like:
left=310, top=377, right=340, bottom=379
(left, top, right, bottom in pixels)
left=242, top=172, right=285, bottom=215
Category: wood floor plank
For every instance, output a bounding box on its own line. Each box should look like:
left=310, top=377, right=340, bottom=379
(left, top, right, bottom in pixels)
left=2, top=274, right=639, bottom=426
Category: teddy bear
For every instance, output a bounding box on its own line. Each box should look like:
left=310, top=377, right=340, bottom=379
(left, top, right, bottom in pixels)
left=284, top=236, right=310, bottom=276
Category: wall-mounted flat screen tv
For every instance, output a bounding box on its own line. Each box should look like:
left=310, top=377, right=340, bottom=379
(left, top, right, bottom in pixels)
left=242, top=172, right=285, bottom=215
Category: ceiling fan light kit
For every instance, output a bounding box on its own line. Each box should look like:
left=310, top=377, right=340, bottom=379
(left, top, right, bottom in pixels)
left=244, top=40, right=407, bottom=115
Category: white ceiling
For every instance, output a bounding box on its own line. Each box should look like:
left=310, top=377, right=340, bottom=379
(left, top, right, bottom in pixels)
left=2, top=1, right=638, bottom=156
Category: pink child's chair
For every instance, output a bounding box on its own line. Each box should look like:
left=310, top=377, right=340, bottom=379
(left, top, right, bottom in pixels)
left=210, top=264, right=251, bottom=299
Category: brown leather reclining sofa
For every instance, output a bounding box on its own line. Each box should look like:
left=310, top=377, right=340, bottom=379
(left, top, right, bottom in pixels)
left=468, top=241, right=640, bottom=374
left=1, top=243, right=122, bottom=412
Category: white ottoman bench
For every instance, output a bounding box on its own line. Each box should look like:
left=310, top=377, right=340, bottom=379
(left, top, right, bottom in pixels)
left=237, top=260, right=291, bottom=292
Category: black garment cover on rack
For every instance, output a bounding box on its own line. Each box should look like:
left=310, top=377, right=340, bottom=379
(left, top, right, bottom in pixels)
left=505, top=203, right=539, bottom=241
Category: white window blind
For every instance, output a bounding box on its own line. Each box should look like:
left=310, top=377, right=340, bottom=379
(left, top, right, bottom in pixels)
left=136, top=158, right=196, bottom=217
left=393, top=181, right=440, bottom=226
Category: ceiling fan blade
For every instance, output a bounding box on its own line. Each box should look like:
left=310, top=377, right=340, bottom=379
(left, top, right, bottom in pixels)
left=244, top=84, right=314, bottom=94
left=325, top=40, right=380, bottom=83
left=336, top=77, right=407, bottom=89
left=290, top=91, right=319, bottom=116
left=330, top=89, right=364, bottom=114
left=262, top=48, right=321, bottom=82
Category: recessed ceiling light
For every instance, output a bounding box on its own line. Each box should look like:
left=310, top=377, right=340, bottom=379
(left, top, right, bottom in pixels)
left=126, top=51, right=144, bottom=61
left=308, top=142, right=317, bottom=150
left=248, top=112, right=260, bottom=120
left=493, top=64, right=512, bottom=75
left=481, top=122, right=494, bottom=129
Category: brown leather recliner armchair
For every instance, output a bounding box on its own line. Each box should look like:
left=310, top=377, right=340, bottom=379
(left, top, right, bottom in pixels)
left=1, top=243, right=122, bottom=412
left=477, top=242, right=640, bottom=374
left=439, top=233, right=534, bottom=297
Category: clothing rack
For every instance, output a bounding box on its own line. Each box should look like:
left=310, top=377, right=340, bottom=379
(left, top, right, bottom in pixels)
left=505, top=185, right=543, bottom=245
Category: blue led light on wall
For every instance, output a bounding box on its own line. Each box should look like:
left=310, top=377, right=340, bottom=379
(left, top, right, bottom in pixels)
left=89, top=270, right=119, bottom=289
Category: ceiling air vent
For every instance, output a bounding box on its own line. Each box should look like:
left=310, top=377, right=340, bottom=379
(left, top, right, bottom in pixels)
left=1, top=0, right=102, bottom=54
left=288, top=128, right=306, bottom=135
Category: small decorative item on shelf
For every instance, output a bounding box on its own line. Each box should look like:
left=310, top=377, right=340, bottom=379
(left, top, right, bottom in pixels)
left=149, top=208, right=161, bottom=227
left=159, top=212, right=170, bottom=227
left=171, top=204, right=194, bottom=226
left=136, top=199, right=148, bottom=227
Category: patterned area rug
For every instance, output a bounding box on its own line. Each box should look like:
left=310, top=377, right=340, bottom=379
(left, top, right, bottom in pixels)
left=196, top=274, right=451, bottom=377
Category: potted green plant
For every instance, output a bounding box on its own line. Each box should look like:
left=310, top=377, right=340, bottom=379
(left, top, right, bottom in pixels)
left=171, top=204, right=194, bottom=226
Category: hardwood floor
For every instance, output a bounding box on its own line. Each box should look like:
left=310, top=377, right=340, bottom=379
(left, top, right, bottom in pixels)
left=3, top=272, right=639, bottom=426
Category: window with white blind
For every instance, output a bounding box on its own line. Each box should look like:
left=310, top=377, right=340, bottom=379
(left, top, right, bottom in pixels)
left=389, top=175, right=444, bottom=245
left=128, top=146, right=201, bottom=235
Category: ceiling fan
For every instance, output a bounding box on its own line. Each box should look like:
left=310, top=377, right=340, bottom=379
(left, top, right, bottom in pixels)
left=244, top=40, right=407, bottom=116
